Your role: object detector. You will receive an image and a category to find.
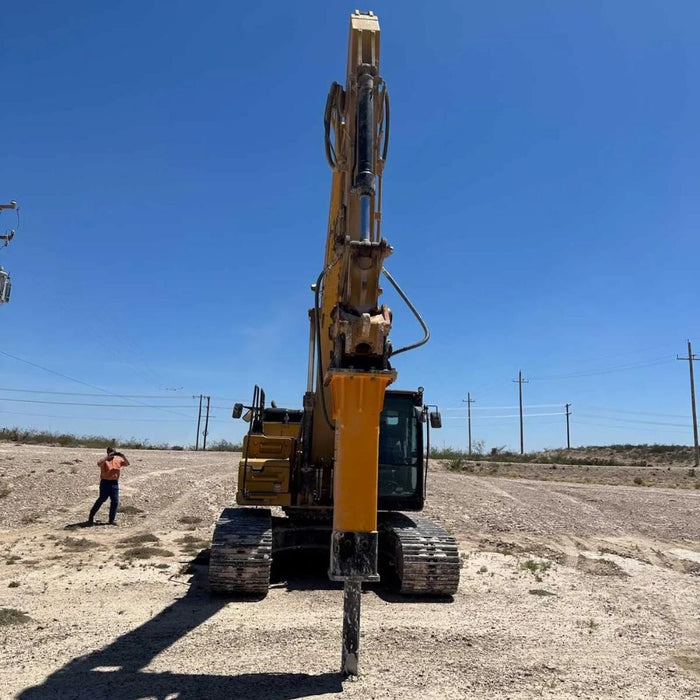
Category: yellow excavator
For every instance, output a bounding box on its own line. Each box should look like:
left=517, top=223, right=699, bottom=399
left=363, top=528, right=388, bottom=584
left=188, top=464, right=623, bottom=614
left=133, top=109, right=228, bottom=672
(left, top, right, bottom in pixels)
left=209, top=11, right=459, bottom=675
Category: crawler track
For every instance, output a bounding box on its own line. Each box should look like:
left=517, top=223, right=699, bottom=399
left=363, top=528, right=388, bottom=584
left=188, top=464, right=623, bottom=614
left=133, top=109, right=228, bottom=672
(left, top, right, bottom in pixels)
left=208, top=507, right=272, bottom=595
left=380, top=513, right=460, bottom=595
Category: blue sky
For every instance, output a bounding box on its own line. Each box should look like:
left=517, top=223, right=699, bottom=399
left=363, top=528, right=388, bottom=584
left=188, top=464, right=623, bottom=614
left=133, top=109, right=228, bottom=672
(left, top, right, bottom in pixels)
left=1, top=1, right=699, bottom=451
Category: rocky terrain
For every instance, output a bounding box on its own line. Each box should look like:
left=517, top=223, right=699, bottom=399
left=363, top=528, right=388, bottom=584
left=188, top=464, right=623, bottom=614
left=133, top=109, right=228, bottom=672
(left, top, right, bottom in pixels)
left=0, top=443, right=699, bottom=699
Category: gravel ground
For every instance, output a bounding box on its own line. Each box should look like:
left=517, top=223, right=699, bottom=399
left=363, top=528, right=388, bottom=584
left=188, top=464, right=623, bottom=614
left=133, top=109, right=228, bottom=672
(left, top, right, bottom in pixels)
left=0, top=443, right=699, bottom=699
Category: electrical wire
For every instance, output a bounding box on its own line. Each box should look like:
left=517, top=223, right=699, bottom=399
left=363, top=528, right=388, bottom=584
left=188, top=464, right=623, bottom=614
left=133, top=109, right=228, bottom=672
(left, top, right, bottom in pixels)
left=0, top=387, right=201, bottom=399
left=576, top=412, right=689, bottom=428
left=0, top=409, right=194, bottom=423
left=530, top=357, right=674, bottom=381
left=0, top=397, right=197, bottom=408
left=578, top=405, right=688, bottom=419
left=445, top=412, right=564, bottom=419
left=573, top=418, right=689, bottom=435
left=442, top=404, right=562, bottom=411
left=0, top=348, right=192, bottom=419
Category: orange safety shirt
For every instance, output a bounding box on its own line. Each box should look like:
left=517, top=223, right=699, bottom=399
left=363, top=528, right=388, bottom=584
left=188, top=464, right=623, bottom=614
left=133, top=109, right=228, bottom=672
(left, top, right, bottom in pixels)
left=100, top=456, right=126, bottom=481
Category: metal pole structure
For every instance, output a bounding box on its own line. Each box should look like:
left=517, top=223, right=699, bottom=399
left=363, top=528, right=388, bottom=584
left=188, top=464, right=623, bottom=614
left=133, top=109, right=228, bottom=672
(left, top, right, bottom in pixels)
left=565, top=403, right=571, bottom=450
left=195, top=395, right=203, bottom=451
left=342, top=580, right=362, bottom=676
left=513, top=371, right=528, bottom=455
left=677, top=341, right=699, bottom=467
left=203, top=396, right=211, bottom=450
left=0, top=201, right=18, bottom=306
left=462, top=393, right=475, bottom=454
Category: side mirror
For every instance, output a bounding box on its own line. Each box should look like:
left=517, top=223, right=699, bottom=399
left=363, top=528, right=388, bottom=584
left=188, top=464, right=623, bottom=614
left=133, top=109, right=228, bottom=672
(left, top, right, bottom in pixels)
left=232, top=403, right=243, bottom=419
left=429, top=410, right=442, bottom=429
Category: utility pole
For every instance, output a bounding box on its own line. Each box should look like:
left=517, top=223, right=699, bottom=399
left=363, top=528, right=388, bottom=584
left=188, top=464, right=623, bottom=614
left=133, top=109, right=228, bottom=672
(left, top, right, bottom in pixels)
left=195, top=394, right=203, bottom=450
left=565, top=403, right=571, bottom=450
left=513, top=371, right=528, bottom=454
left=677, top=341, right=699, bottom=467
left=0, top=200, right=18, bottom=305
left=203, top=395, right=211, bottom=450
left=462, top=393, right=475, bottom=454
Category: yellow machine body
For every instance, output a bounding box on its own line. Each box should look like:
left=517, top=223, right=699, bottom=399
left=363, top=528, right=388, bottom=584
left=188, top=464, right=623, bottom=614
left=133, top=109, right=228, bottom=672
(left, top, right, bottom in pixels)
left=236, top=433, right=295, bottom=506
left=328, top=370, right=395, bottom=534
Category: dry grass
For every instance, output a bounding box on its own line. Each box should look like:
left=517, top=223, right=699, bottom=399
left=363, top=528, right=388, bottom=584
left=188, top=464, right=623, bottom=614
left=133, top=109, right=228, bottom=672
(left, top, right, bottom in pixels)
left=61, top=537, right=101, bottom=551
left=118, top=533, right=159, bottom=546
left=0, top=608, right=31, bottom=626
left=117, top=505, right=144, bottom=515
left=521, top=559, right=553, bottom=582
left=121, top=546, right=174, bottom=560
left=0, top=480, right=11, bottom=498
left=176, top=534, right=209, bottom=552
left=177, top=516, right=202, bottom=525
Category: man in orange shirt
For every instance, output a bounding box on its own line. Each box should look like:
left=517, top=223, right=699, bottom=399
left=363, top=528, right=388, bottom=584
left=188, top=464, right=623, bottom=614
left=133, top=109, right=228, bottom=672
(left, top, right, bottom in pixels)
left=88, top=447, right=130, bottom=525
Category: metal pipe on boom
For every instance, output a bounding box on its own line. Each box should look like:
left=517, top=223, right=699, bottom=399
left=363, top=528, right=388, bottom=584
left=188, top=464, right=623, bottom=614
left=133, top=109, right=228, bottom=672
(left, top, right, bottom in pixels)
left=355, top=66, right=375, bottom=241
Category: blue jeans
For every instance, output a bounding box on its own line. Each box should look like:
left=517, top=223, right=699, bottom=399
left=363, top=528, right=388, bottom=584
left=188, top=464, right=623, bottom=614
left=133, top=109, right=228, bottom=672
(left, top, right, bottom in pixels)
left=89, top=479, right=119, bottom=523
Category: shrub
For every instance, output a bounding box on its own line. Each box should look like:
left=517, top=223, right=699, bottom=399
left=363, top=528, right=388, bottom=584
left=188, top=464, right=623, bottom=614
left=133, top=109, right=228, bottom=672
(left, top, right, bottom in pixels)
left=122, top=547, right=174, bottom=560
left=0, top=608, right=30, bottom=626
left=0, top=427, right=173, bottom=450
left=119, top=533, right=159, bottom=546
left=206, top=439, right=243, bottom=452
left=117, top=505, right=144, bottom=515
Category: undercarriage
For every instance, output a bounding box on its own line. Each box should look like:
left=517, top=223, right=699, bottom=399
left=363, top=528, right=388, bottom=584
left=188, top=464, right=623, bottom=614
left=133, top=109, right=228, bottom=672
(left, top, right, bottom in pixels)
left=209, top=507, right=460, bottom=597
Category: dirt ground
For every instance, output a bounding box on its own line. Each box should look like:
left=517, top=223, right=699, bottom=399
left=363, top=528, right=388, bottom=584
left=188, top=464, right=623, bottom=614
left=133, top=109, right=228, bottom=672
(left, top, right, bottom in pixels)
left=0, top=443, right=699, bottom=699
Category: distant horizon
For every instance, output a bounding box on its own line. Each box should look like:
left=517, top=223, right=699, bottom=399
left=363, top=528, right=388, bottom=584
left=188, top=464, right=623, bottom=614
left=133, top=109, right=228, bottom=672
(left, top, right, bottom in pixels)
left=0, top=425, right=696, bottom=456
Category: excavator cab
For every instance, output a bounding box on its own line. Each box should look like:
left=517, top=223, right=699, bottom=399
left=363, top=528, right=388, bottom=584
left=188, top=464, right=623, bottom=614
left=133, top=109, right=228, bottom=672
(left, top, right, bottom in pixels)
left=377, top=389, right=431, bottom=512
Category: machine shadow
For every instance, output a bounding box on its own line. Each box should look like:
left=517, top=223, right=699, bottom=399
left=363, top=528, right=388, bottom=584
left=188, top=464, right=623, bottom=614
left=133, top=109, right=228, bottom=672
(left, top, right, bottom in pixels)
left=18, top=552, right=343, bottom=700
left=271, top=549, right=342, bottom=592
left=272, top=549, right=454, bottom=604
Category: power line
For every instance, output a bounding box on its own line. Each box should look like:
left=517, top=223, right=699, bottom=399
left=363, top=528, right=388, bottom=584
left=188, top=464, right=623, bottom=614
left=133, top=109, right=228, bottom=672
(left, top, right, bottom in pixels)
left=442, top=404, right=561, bottom=411
left=0, top=385, right=247, bottom=407
left=573, top=418, right=689, bottom=435
left=445, top=412, right=564, bottom=420
left=576, top=413, right=690, bottom=428
left=0, top=409, right=193, bottom=423
left=0, top=397, right=198, bottom=408
left=0, top=349, right=192, bottom=419
left=0, top=387, right=202, bottom=399
left=530, top=357, right=673, bottom=381
left=579, top=405, right=688, bottom=419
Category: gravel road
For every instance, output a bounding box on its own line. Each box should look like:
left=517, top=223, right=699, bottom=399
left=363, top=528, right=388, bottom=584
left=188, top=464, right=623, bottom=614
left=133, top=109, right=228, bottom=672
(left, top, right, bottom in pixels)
left=0, top=444, right=698, bottom=699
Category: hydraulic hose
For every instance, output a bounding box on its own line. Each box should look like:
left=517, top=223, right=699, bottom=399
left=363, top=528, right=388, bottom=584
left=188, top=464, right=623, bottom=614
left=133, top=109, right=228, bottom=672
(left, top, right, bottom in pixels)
left=314, top=266, right=336, bottom=431
left=382, top=267, right=430, bottom=356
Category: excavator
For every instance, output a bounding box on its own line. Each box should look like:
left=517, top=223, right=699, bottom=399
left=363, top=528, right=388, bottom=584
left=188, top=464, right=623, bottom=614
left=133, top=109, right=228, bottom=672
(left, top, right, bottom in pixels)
left=209, top=11, right=460, bottom=676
